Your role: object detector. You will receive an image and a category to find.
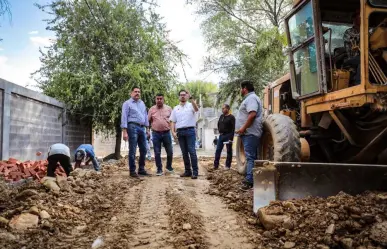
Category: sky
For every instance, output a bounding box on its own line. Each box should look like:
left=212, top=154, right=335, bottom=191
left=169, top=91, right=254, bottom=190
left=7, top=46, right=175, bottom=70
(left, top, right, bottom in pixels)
left=0, top=0, right=220, bottom=91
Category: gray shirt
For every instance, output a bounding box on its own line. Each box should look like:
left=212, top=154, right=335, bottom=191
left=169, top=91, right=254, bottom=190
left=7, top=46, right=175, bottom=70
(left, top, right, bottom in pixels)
left=235, top=92, right=263, bottom=138
left=48, top=143, right=71, bottom=157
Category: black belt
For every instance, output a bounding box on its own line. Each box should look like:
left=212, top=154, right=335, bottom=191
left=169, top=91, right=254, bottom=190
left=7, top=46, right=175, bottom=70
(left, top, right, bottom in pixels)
left=152, top=130, right=170, bottom=133
left=128, top=122, right=145, bottom=127
left=177, top=127, right=195, bottom=131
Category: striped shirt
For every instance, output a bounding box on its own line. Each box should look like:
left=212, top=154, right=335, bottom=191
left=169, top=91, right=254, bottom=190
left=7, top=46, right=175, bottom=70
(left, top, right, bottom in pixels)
left=121, top=98, right=149, bottom=129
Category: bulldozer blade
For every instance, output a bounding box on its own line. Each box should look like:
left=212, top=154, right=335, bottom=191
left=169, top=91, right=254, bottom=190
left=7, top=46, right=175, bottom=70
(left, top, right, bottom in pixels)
left=253, top=160, right=387, bottom=213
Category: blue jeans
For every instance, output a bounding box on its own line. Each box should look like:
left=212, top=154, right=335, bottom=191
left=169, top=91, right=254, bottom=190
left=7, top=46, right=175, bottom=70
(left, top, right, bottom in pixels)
left=214, top=133, right=233, bottom=168
left=241, top=134, right=260, bottom=184
left=152, top=131, right=173, bottom=172
left=87, top=156, right=100, bottom=171
left=177, top=127, right=198, bottom=176
left=127, top=123, right=147, bottom=173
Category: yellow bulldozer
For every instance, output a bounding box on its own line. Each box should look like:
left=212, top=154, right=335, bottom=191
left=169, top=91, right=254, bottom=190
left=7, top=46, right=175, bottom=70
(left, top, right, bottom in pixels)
left=235, top=0, right=387, bottom=213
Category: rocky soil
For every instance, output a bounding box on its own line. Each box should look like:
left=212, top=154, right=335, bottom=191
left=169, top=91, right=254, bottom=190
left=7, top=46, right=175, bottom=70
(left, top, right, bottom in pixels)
left=0, top=157, right=257, bottom=249
left=201, top=159, right=387, bottom=249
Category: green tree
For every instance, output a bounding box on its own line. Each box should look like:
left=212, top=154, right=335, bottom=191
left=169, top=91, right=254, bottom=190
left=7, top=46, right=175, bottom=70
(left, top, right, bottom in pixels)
left=0, top=0, right=11, bottom=41
left=34, top=0, right=184, bottom=158
left=186, top=81, right=217, bottom=107
left=187, top=0, right=291, bottom=105
left=163, top=81, right=218, bottom=108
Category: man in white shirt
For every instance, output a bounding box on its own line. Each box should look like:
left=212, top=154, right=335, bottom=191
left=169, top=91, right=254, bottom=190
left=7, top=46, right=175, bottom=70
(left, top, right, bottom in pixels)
left=170, top=90, right=199, bottom=179
left=46, top=143, right=73, bottom=177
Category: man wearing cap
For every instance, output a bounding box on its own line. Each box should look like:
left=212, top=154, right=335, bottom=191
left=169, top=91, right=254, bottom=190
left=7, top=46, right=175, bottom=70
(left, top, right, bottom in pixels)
left=74, top=144, right=100, bottom=171
left=121, top=86, right=150, bottom=178
left=170, top=90, right=199, bottom=179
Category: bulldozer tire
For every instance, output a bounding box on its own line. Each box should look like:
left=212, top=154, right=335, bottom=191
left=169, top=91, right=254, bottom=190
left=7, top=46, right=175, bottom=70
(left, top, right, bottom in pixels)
left=235, top=114, right=300, bottom=175
left=261, top=114, right=300, bottom=162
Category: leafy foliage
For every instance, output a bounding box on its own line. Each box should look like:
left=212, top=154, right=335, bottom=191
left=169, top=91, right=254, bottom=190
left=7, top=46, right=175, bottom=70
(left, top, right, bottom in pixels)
left=0, top=0, right=11, bottom=41
left=188, top=0, right=292, bottom=105
left=33, top=0, right=185, bottom=157
left=163, top=80, right=218, bottom=108
left=185, top=80, right=217, bottom=107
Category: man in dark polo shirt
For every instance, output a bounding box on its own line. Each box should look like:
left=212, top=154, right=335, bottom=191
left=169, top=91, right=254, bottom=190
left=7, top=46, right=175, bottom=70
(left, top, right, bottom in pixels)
left=213, top=104, right=235, bottom=170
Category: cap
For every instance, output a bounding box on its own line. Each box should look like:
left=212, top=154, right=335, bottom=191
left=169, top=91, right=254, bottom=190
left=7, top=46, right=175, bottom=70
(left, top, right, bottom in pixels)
left=75, top=149, right=86, bottom=162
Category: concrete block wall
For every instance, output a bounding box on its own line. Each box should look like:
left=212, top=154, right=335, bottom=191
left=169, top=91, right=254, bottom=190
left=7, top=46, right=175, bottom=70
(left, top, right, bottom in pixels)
left=64, top=114, right=92, bottom=159
left=0, top=78, right=92, bottom=161
left=9, top=94, right=63, bottom=160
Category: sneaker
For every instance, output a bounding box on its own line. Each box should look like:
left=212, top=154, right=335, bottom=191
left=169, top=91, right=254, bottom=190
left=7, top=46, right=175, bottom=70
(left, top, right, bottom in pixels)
left=156, top=171, right=163, bottom=176
left=223, top=167, right=231, bottom=171
left=191, top=175, right=198, bottom=180
left=138, top=171, right=152, bottom=177
left=130, top=172, right=139, bottom=178
left=166, top=168, right=175, bottom=174
left=180, top=172, right=192, bottom=177
left=147, top=155, right=152, bottom=161
left=240, top=181, right=253, bottom=191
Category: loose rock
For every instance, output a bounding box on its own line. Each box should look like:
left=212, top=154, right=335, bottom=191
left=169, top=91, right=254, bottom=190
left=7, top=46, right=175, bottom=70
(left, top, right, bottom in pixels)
left=28, top=206, right=39, bottom=215
left=42, top=179, right=61, bottom=192
left=0, top=217, right=9, bottom=227
left=15, top=189, right=39, bottom=200
left=370, top=221, right=387, bottom=246
left=325, top=224, right=335, bottom=234
left=182, top=223, right=192, bottom=230
left=340, top=238, right=353, bottom=249
left=284, top=241, right=296, bottom=248
left=9, top=213, right=39, bottom=230
left=258, top=208, right=288, bottom=230
left=39, top=210, right=51, bottom=219
left=0, top=232, right=17, bottom=241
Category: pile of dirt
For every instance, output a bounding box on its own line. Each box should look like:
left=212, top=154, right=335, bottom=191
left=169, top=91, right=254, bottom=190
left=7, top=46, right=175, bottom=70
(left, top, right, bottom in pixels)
left=202, top=160, right=387, bottom=249
left=0, top=167, right=139, bottom=249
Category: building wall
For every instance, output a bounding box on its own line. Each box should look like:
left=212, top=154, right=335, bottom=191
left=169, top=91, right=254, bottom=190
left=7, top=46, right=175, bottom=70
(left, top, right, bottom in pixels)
left=0, top=78, right=92, bottom=161
left=9, top=94, right=63, bottom=160
left=93, top=132, right=116, bottom=158
left=64, top=114, right=92, bottom=159
left=93, top=131, right=130, bottom=158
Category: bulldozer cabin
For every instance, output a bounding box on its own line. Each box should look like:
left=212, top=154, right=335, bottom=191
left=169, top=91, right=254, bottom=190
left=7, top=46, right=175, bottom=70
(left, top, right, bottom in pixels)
left=234, top=0, right=387, bottom=212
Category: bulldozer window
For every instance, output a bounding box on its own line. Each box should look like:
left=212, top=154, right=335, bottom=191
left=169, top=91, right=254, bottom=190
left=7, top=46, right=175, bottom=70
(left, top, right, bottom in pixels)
left=368, top=12, right=387, bottom=85
left=369, top=0, right=387, bottom=8
left=287, top=1, right=321, bottom=97
left=288, top=1, right=314, bottom=47
left=323, top=23, right=351, bottom=54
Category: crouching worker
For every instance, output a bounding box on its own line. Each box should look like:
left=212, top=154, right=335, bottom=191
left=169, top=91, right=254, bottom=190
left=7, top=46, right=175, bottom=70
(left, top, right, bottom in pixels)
left=74, top=144, right=100, bottom=171
left=47, top=143, right=73, bottom=177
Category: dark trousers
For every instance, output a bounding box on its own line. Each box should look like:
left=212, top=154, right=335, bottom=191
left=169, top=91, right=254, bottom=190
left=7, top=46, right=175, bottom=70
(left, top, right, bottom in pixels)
left=344, top=55, right=360, bottom=85
left=152, top=130, right=173, bottom=172
left=177, top=127, right=198, bottom=176
left=47, top=154, right=72, bottom=177
left=127, top=123, right=147, bottom=173
left=214, top=133, right=233, bottom=168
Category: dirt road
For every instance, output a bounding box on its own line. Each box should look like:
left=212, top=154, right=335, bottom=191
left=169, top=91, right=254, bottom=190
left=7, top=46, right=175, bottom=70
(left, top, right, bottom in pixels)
left=100, top=159, right=256, bottom=249
left=0, top=157, right=257, bottom=249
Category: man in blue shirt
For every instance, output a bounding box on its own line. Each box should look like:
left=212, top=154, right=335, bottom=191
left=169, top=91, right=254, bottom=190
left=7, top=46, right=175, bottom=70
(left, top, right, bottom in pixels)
left=74, top=144, right=100, bottom=171
left=121, top=86, right=150, bottom=178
